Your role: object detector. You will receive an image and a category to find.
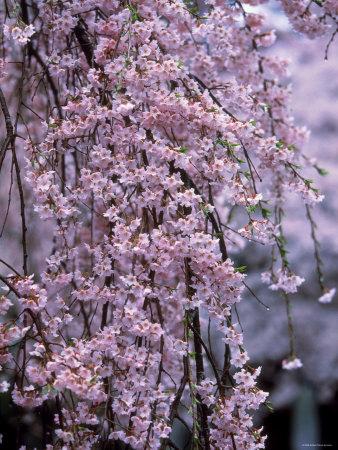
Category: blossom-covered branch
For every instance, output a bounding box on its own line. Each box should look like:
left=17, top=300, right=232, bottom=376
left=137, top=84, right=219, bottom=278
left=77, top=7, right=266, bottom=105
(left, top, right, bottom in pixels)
left=0, top=0, right=337, bottom=448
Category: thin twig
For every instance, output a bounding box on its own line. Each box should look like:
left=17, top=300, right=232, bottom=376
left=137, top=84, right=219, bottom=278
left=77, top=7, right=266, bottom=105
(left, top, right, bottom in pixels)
left=305, top=204, right=325, bottom=292
left=325, top=26, right=338, bottom=60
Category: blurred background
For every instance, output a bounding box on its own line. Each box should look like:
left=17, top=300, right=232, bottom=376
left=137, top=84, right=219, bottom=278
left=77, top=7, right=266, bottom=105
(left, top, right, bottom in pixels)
left=1, top=2, right=338, bottom=449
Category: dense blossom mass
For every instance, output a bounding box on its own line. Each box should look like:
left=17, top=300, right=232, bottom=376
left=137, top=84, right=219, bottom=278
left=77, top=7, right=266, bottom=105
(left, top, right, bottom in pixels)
left=0, top=0, right=337, bottom=449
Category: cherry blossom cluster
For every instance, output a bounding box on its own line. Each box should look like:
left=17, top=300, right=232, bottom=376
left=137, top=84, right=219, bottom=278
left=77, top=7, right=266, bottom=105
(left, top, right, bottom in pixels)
left=277, top=0, right=338, bottom=39
left=243, top=0, right=338, bottom=39
left=0, top=0, right=336, bottom=448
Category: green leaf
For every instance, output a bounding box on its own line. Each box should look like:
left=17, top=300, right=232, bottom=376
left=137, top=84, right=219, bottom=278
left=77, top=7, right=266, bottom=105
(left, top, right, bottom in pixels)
left=316, top=166, right=329, bottom=176
left=236, top=157, right=246, bottom=164
left=192, top=396, right=200, bottom=405
left=216, top=138, right=240, bottom=148
left=177, top=59, right=184, bottom=69
left=261, top=207, right=271, bottom=219
left=188, top=351, right=196, bottom=359
left=207, top=107, right=218, bottom=113
left=246, top=205, right=257, bottom=214
left=42, top=384, right=59, bottom=395
left=178, top=146, right=188, bottom=154
left=265, top=401, right=274, bottom=413
left=277, top=235, right=287, bottom=246
left=127, top=4, right=140, bottom=23
left=200, top=203, right=211, bottom=216
left=67, top=338, right=76, bottom=347
left=114, top=83, right=123, bottom=93
left=304, top=178, right=314, bottom=187
left=183, top=0, right=199, bottom=16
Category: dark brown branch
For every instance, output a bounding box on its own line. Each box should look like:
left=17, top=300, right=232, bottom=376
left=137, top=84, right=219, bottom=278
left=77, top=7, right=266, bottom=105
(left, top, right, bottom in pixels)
left=74, top=21, right=95, bottom=68
left=188, top=73, right=239, bottom=121
left=0, top=87, right=14, bottom=171
left=187, top=320, right=222, bottom=391
left=185, top=258, right=211, bottom=450
left=28, top=46, right=63, bottom=117
left=160, top=373, right=188, bottom=450
left=12, top=147, right=28, bottom=275
left=169, top=163, right=228, bottom=261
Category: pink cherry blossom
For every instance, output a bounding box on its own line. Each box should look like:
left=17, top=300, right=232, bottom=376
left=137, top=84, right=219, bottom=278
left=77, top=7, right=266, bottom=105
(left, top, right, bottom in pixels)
left=282, top=357, right=303, bottom=370
left=318, top=288, right=336, bottom=304
left=0, top=0, right=336, bottom=448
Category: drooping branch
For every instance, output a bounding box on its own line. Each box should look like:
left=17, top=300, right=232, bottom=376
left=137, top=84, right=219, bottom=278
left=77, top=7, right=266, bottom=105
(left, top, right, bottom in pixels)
left=0, top=87, right=14, bottom=170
